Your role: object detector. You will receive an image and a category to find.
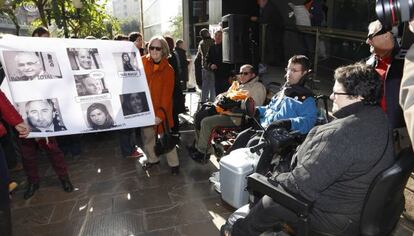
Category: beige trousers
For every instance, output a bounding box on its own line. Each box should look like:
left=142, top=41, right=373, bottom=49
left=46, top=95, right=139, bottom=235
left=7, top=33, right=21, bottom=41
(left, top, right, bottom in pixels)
left=141, top=126, right=179, bottom=167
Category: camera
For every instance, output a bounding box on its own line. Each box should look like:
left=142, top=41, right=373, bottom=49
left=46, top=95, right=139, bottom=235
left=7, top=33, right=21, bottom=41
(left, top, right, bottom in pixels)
left=376, top=0, right=414, bottom=29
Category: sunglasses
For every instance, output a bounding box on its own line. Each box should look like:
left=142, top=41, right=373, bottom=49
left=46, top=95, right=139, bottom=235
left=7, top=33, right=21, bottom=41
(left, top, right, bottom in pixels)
left=239, top=72, right=251, bottom=76
left=367, top=28, right=388, bottom=40
left=332, top=92, right=353, bottom=96
left=149, top=46, right=162, bottom=51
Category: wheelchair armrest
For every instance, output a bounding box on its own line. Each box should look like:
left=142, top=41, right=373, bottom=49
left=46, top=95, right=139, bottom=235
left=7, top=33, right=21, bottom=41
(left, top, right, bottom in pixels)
left=247, top=173, right=312, bottom=216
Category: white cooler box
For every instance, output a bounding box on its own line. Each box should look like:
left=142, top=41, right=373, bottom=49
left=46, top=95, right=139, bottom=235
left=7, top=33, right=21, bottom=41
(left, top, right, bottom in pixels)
left=220, top=148, right=260, bottom=208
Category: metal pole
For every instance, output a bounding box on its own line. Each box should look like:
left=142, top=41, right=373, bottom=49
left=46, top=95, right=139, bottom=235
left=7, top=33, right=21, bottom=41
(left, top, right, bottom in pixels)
left=140, top=0, right=144, bottom=37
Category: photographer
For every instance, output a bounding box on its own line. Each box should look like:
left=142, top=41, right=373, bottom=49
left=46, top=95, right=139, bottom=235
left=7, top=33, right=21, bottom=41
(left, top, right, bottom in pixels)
left=223, top=63, right=394, bottom=236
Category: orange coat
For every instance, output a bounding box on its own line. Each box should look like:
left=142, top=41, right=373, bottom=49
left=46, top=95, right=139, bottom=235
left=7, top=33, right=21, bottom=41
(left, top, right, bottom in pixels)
left=142, top=55, right=175, bottom=134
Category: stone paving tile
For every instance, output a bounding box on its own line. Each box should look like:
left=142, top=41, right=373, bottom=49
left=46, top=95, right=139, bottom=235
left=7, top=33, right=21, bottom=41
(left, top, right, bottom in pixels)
left=144, top=200, right=213, bottom=231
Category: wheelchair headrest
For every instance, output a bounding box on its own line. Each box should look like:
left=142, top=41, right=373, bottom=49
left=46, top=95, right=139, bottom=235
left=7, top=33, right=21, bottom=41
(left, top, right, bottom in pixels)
left=298, top=70, right=314, bottom=87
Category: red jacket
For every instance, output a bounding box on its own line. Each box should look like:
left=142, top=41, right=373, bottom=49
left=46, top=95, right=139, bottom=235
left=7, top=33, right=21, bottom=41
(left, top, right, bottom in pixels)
left=142, top=55, right=175, bottom=134
left=0, top=90, right=23, bottom=137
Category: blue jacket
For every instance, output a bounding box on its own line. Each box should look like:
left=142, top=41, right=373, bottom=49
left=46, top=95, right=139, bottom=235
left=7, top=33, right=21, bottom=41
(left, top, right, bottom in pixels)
left=258, top=94, right=318, bottom=134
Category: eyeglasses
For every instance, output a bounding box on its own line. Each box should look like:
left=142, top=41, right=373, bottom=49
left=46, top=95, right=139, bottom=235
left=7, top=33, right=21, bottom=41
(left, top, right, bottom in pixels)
left=285, top=67, right=302, bottom=73
left=239, top=72, right=251, bottom=76
left=367, top=28, right=388, bottom=40
left=149, top=46, right=162, bottom=51
left=332, top=92, right=353, bottom=96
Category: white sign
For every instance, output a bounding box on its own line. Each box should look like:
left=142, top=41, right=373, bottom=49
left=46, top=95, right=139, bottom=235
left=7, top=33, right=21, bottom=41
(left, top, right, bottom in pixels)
left=0, top=36, right=155, bottom=138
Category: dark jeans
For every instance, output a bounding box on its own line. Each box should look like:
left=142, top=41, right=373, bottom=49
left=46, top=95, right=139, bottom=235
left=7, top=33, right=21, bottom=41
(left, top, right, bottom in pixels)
left=0, top=145, right=12, bottom=236
left=20, top=138, right=69, bottom=184
left=232, top=195, right=359, bottom=236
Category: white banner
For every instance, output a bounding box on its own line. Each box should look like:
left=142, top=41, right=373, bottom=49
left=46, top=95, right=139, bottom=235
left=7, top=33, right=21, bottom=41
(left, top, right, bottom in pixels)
left=0, top=36, right=155, bottom=138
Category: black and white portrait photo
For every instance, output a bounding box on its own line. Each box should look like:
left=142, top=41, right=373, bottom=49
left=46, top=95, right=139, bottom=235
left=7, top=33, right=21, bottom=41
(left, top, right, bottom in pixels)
left=2, top=51, right=63, bottom=81
left=81, top=101, right=116, bottom=130
left=67, top=48, right=102, bottom=70
left=74, top=71, right=109, bottom=96
left=16, top=98, right=67, bottom=132
left=120, top=92, right=149, bottom=116
left=113, top=52, right=141, bottom=77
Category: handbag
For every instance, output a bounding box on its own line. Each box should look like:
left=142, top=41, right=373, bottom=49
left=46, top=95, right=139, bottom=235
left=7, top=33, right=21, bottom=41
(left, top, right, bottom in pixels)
left=153, top=108, right=177, bottom=156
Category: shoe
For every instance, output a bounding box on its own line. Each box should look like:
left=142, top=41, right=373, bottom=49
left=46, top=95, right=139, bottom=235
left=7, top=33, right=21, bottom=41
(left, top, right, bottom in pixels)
left=171, top=166, right=180, bottom=175
left=220, top=224, right=232, bottom=236
left=9, top=182, right=18, bottom=193
left=142, top=161, right=160, bottom=170
left=187, top=87, right=196, bottom=92
left=9, top=163, right=23, bottom=172
left=191, top=150, right=209, bottom=164
left=60, top=178, right=74, bottom=192
left=186, top=142, right=198, bottom=154
left=126, top=149, right=144, bottom=159
left=24, top=183, right=39, bottom=200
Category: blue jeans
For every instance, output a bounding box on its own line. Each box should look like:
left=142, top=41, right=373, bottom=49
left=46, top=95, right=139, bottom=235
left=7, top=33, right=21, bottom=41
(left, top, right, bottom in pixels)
left=201, top=69, right=216, bottom=103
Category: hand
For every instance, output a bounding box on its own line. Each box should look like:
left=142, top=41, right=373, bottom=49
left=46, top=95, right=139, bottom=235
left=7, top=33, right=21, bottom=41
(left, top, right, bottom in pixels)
left=15, top=122, right=29, bottom=138
left=155, top=116, right=162, bottom=125
left=250, top=16, right=258, bottom=22
left=210, top=64, right=218, bottom=70
left=265, top=120, right=292, bottom=134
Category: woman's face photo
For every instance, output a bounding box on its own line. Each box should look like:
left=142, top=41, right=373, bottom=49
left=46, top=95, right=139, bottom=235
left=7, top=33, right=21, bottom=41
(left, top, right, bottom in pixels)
left=129, top=93, right=143, bottom=113
left=89, top=108, right=106, bottom=126
left=122, top=53, right=130, bottom=62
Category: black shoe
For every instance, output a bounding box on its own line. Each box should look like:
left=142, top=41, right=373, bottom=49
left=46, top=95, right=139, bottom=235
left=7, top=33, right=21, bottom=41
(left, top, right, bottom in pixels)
left=142, top=161, right=160, bottom=170
left=171, top=166, right=180, bottom=175
left=60, top=178, right=74, bottom=192
left=24, top=183, right=39, bottom=200
left=191, top=150, right=210, bottom=164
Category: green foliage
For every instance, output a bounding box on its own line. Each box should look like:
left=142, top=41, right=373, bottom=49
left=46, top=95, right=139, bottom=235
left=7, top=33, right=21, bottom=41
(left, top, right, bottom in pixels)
left=168, top=14, right=183, bottom=40
left=8, top=0, right=120, bottom=38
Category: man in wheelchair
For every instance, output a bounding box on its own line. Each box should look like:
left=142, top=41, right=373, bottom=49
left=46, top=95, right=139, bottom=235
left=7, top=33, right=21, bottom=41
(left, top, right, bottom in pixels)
left=222, top=62, right=395, bottom=235
left=189, top=64, right=267, bottom=162
left=229, top=55, right=318, bottom=152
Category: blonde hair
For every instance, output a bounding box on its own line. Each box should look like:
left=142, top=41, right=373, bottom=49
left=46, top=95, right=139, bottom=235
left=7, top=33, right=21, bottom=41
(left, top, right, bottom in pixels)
left=148, top=36, right=170, bottom=58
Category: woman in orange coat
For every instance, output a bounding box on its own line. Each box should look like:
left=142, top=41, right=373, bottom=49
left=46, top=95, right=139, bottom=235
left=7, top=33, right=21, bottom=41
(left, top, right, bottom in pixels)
left=141, top=36, right=180, bottom=174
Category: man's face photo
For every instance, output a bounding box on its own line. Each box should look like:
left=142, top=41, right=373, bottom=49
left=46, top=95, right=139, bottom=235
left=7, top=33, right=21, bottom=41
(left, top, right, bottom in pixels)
left=26, top=100, right=53, bottom=129
left=15, top=53, right=43, bottom=78
left=83, top=76, right=103, bottom=95
left=78, top=49, right=93, bottom=70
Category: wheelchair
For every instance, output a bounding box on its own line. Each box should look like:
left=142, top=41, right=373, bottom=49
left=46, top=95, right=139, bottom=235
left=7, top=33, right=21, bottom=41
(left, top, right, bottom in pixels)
left=221, top=124, right=414, bottom=236
left=209, top=93, right=330, bottom=160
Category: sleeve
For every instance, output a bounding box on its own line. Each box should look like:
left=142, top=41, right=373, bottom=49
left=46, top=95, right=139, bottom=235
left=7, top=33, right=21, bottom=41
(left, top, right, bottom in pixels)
left=275, top=128, right=353, bottom=202
left=157, top=68, right=175, bottom=125
left=400, top=44, right=414, bottom=147
left=242, top=83, right=266, bottom=108
left=289, top=97, right=318, bottom=134
left=0, top=90, right=23, bottom=126
left=205, top=46, right=214, bottom=69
